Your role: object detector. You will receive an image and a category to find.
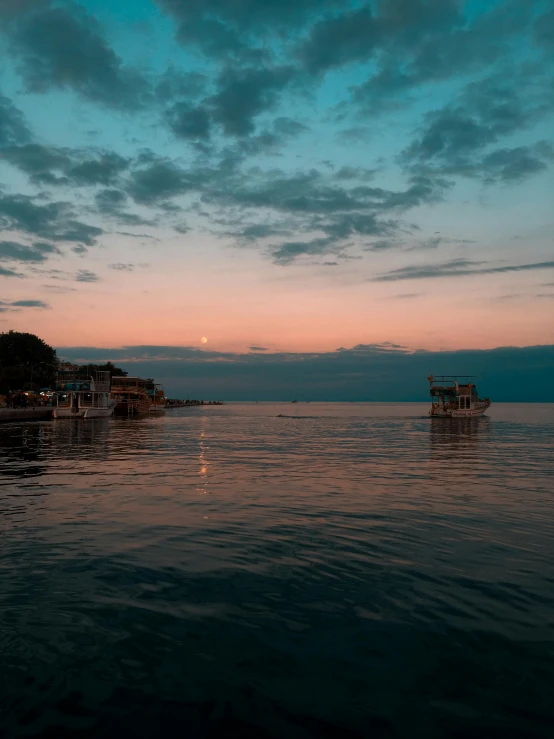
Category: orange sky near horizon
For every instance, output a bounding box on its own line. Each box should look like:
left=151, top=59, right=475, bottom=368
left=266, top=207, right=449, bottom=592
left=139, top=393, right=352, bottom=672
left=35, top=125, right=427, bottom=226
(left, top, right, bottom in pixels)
left=3, top=247, right=553, bottom=354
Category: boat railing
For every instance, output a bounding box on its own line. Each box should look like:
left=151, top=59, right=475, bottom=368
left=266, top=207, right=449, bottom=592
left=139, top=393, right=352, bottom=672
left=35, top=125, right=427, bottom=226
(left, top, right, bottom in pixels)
left=79, top=395, right=111, bottom=408
left=94, top=371, right=111, bottom=393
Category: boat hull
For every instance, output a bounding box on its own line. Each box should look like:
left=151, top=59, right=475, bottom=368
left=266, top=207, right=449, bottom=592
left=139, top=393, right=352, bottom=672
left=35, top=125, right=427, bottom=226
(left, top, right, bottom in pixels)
left=114, top=398, right=151, bottom=416
left=430, top=402, right=490, bottom=418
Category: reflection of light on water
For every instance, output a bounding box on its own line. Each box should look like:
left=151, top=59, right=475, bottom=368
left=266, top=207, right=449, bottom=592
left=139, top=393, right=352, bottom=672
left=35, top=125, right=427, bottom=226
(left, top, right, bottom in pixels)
left=197, top=418, right=209, bottom=495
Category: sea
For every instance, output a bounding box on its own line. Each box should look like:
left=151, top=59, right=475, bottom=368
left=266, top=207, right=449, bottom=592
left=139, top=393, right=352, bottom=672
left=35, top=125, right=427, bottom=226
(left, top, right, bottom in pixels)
left=1, top=402, right=554, bottom=738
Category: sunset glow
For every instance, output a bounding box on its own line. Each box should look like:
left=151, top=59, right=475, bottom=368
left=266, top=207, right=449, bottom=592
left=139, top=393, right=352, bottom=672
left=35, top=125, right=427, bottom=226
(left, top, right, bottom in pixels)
left=0, top=0, right=553, bottom=368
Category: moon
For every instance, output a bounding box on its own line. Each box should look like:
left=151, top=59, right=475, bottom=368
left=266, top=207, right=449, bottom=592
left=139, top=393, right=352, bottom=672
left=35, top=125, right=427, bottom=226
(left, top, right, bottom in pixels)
left=200, top=336, right=208, bottom=344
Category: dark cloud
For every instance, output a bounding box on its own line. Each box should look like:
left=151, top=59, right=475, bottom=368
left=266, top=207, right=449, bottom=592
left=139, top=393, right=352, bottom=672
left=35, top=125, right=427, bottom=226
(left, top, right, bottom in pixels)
left=127, top=158, right=203, bottom=204
left=54, top=342, right=554, bottom=402
left=481, top=144, right=552, bottom=183
left=333, top=166, right=376, bottom=181
left=203, top=166, right=448, bottom=263
left=534, top=9, right=554, bottom=49
left=298, top=6, right=380, bottom=74
left=156, top=0, right=346, bottom=37
left=0, top=266, right=24, bottom=278
left=75, top=269, right=100, bottom=283
left=373, top=258, right=554, bottom=282
left=249, top=346, right=268, bottom=352
left=172, top=16, right=255, bottom=60
left=154, top=68, right=207, bottom=103
left=9, top=299, right=49, bottom=308
left=0, top=298, right=49, bottom=311
left=67, top=151, right=130, bottom=186
left=108, top=263, right=134, bottom=271
left=1, top=143, right=72, bottom=184
left=401, top=74, right=553, bottom=182
left=166, top=103, right=212, bottom=140
left=94, top=188, right=153, bottom=226
left=208, top=66, right=295, bottom=136
left=2, top=143, right=131, bottom=187
left=364, top=239, right=403, bottom=251
left=270, top=237, right=338, bottom=265
left=4, top=4, right=149, bottom=109
left=0, top=239, right=59, bottom=262
left=42, top=284, right=77, bottom=293
left=0, top=93, right=31, bottom=146
left=350, top=0, right=535, bottom=105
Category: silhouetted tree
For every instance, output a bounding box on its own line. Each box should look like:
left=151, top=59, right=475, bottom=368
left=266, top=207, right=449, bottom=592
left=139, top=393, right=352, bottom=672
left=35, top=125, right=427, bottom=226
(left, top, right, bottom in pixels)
left=79, top=361, right=128, bottom=378
left=0, top=330, right=57, bottom=393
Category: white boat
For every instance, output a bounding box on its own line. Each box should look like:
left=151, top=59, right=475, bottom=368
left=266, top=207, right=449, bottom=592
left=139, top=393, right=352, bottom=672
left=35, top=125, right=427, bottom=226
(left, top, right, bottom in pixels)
left=428, top=375, right=490, bottom=417
left=53, top=370, right=116, bottom=419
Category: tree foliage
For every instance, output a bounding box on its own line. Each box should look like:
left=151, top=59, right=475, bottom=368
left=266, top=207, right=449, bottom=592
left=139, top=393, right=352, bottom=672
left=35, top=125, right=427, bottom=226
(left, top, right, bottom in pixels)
left=0, top=330, right=58, bottom=393
left=79, top=361, right=128, bottom=378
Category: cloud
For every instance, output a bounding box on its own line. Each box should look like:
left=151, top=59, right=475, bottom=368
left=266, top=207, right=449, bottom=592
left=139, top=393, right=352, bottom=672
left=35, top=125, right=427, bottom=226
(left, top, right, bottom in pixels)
left=270, top=237, right=338, bottom=265
left=108, top=263, right=134, bottom=271
left=208, top=65, right=295, bottom=136
left=166, top=103, right=212, bottom=140
left=75, top=269, right=100, bottom=282
left=157, top=0, right=344, bottom=38
left=0, top=93, right=31, bottom=146
left=200, top=164, right=448, bottom=263
left=364, top=239, right=403, bottom=252
left=3, top=3, right=149, bottom=109
left=249, top=346, right=268, bottom=352
left=2, top=142, right=131, bottom=187
left=373, top=258, right=554, bottom=282
left=53, top=342, right=554, bottom=402
left=94, top=188, right=153, bottom=226
left=0, top=266, right=24, bottom=278
left=349, top=0, right=535, bottom=105
left=42, top=284, right=76, bottom=293
left=0, top=192, right=103, bottom=245
left=534, top=9, right=554, bottom=49
left=9, top=299, right=49, bottom=308
left=481, top=144, right=553, bottom=183
left=298, top=6, right=380, bottom=75
left=0, top=239, right=60, bottom=262
left=401, top=73, right=554, bottom=182
left=127, top=157, right=204, bottom=204
left=0, top=298, right=49, bottom=310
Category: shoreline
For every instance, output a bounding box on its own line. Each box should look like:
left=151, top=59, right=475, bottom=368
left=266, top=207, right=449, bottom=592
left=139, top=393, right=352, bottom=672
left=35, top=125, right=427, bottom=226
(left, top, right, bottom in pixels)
left=0, top=408, right=53, bottom=423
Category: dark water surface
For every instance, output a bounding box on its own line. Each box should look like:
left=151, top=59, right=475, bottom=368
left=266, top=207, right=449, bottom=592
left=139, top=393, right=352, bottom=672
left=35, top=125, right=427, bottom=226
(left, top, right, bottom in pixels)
left=1, top=403, right=554, bottom=738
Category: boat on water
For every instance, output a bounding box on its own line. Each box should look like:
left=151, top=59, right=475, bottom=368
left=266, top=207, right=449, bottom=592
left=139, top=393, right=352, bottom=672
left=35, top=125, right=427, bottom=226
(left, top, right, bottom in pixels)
left=146, top=380, right=167, bottom=412
left=111, top=376, right=151, bottom=416
left=428, top=375, right=490, bottom=417
left=53, top=370, right=116, bottom=419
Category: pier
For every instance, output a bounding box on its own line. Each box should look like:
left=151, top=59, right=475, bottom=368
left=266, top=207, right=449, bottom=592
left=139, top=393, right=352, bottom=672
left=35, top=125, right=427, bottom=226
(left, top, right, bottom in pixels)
left=0, top=408, right=53, bottom=423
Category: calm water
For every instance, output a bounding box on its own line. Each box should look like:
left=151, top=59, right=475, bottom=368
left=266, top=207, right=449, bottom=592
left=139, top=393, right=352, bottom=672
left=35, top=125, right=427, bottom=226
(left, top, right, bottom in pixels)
left=1, top=403, right=554, bottom=738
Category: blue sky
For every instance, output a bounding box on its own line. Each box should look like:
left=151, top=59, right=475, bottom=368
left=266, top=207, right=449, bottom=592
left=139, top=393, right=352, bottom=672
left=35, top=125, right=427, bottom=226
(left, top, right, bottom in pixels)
left=1, top=0, right=553, bottom=397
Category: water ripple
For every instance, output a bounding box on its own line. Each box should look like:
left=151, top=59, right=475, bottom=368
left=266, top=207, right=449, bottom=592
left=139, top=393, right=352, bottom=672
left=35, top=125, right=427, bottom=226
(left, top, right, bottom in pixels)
left=1, top=403, right=554, bottom=737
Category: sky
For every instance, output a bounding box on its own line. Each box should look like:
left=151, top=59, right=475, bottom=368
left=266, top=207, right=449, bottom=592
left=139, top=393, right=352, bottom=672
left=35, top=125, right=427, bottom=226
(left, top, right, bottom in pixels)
left=1, top=0, right=554, bottom=398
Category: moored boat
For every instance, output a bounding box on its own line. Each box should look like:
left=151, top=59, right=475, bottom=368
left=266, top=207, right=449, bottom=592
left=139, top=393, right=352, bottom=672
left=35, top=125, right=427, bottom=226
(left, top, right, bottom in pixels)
left=428, top=375, right=490, bottom=417
left=146, top=380, right=167, bottom=411
left=111, top=376, right=151, bottom=416
left=53, top=370, right=116, bottom=419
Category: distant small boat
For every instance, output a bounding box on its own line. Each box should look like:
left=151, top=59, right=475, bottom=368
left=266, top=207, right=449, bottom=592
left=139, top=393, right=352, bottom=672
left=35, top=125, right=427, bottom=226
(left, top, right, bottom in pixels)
left=428, top=375, right=490, bottom=417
